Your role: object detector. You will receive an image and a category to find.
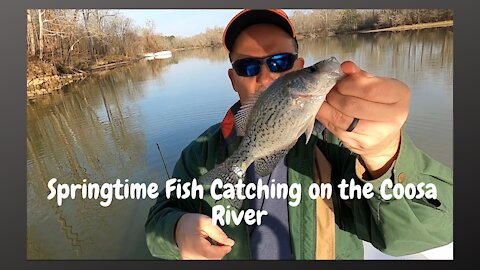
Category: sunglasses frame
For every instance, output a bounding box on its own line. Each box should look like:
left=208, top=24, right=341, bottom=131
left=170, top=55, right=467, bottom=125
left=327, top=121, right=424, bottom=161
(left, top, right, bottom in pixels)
left=231, top=52, right=298, bottom=77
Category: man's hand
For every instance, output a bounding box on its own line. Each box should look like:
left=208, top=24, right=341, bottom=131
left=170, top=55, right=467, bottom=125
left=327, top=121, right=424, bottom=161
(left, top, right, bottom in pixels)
left=317, top=61, right=411, bottom=178
left=175, top=213, right=235, bottom=260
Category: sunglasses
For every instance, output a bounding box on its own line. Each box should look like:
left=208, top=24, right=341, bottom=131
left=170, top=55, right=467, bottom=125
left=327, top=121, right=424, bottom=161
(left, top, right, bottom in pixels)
left=231, top=52, right=298, bottom=77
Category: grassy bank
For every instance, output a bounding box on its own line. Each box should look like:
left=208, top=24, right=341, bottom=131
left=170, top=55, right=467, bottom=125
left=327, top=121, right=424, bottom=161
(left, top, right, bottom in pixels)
left=358, top=20, right=453, bottom=33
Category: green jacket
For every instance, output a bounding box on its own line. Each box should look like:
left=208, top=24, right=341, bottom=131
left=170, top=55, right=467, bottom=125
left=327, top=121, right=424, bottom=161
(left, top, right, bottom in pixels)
left=145, top=123, right=453, bottom=260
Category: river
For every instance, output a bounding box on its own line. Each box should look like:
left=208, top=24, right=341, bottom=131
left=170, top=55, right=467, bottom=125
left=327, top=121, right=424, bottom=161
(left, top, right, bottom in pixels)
left=27, top=28, right=453, bottom=259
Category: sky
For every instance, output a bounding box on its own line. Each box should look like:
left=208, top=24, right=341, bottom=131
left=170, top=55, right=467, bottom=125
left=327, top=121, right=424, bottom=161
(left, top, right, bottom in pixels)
left=119, top=9, right=298, bottom=38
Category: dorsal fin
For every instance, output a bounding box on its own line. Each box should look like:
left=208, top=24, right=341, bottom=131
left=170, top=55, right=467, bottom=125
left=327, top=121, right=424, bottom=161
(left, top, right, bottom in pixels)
left=234, top=91, right=261, bottom=136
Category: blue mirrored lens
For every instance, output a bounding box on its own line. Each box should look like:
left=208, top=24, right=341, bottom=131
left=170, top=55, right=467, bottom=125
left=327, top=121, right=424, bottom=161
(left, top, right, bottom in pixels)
left=267, top=54, right=293, bottom=72
left=244, top=60, right=261, bottom=76
left=233, top=58, right=261, bottom=76
left=232, top=53, right=296, bottom=77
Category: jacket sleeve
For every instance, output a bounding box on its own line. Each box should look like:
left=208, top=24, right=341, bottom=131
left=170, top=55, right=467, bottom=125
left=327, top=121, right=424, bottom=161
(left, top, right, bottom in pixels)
left=145, top=129, right=217, bottom=259
left=321, top=130, right=453, bottom=256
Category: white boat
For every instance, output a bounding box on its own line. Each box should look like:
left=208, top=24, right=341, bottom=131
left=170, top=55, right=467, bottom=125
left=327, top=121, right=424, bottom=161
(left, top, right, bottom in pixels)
left=143, top=53, right=155, bottom=61
left=154, top=50, right=173, bottom=59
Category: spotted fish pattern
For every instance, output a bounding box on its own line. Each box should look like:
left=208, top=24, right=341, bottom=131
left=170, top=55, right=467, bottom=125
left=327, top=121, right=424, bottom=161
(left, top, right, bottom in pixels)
left=199, top=57, right=344, bottom=208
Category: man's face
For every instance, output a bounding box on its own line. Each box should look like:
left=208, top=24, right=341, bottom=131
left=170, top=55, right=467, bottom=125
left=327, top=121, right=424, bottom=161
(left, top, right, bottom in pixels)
left=228, top=23, right=305, bottom=105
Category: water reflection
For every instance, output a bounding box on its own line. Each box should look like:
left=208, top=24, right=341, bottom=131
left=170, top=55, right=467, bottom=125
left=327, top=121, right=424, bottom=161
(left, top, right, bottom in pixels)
left=27, top=28, right=452, bottom=259
left=27, top=60, right=175, bottom=259
left=300, top=28, right=453, bottom=168
left=174, top=46, right=229, bottom=62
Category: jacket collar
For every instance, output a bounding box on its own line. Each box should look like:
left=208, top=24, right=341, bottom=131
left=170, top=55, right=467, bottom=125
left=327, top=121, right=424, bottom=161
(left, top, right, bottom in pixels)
left=221, top=100, right=242, bottom=144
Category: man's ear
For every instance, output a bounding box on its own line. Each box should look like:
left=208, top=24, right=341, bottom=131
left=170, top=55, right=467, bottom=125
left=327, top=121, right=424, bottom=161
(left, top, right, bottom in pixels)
left=228, top=68, right=238, bottom=92
left=295, top=57, right=305, bottom=69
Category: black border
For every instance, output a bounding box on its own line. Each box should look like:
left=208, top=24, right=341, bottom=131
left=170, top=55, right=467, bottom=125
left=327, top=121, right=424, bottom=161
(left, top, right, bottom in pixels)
left=1, top=0, right=477, bottom=269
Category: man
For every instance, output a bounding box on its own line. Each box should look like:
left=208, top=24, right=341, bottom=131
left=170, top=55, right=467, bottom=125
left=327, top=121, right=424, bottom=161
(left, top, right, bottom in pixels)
left=145, top=9, right=452, bottom=260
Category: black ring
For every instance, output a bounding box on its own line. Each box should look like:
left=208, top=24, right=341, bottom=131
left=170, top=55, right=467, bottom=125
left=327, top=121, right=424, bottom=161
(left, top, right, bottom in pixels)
left=346, top=118, right=360, bottom=132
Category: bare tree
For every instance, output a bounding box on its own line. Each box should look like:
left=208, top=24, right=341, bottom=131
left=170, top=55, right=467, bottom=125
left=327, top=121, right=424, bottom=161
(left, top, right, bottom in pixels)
left=82, top=9, right=96, bottom=65
left=27, top=10, right=36, bottom=56
left=37, top=10, right=44, bottom=60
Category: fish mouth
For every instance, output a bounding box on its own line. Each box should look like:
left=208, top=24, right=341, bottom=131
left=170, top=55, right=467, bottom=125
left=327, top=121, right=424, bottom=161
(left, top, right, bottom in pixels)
left=310, top=57, right=344, bottom=78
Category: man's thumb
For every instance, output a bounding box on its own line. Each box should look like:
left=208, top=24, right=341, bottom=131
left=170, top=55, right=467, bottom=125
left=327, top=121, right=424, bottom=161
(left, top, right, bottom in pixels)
left=341, top=61, right=373, bottom=77
left=202, top=221, right=235, bottom=246
left=340, top=61, right=361, bottom=75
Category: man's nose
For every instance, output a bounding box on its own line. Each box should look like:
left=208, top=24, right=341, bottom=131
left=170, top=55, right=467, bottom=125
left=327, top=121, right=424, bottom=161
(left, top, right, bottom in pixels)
left=256, top=63, right=275, bottom=88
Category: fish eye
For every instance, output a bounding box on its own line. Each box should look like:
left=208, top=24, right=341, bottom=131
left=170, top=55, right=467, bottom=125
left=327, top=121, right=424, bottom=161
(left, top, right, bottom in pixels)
left=307, top=66, right=317, bottom=73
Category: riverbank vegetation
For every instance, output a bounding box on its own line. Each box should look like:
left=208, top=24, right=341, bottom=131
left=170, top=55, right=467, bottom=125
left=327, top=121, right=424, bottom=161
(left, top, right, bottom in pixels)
left=27, top=9, right=453, bottom=71
left=26, top=9, right=452, bottom=98
left=290, top=9, right=452, bottom=37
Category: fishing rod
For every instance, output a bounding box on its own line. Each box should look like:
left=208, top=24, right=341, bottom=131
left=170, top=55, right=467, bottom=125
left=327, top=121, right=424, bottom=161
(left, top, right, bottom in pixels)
left=156, top=142, right=170, bottom=179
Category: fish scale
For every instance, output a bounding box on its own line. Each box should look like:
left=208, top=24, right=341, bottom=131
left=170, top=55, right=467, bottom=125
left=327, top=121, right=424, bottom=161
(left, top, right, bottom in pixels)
left=199, top=57, right=344, bottom=209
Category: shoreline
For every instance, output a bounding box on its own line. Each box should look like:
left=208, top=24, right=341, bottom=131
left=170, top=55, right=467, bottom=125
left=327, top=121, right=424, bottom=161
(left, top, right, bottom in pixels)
left=27, top=58, right=142, bottom=100
left=27, top=20, right=453, bottom=100
left=297, top=20, right=453, bottom=39
left=357, top=20, right=453, bottom=33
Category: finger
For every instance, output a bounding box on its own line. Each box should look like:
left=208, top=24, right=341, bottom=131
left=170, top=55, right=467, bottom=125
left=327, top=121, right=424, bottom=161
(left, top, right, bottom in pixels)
left=317, top=101, right=398, bottom=139
left=198, top=237, right=233, bottom=259
left=340, top=61, right=362, bottom=75
left=316, top=102, right=360, bottom=137
left=341, top=61, right=376, bottom=78
left=335, top=76, right=409, bottom=104
left=179, top=235, right=231, bottom=260
left=326, top=89, right=402, bottom=122
left=200, top=217, right=235, bottom=246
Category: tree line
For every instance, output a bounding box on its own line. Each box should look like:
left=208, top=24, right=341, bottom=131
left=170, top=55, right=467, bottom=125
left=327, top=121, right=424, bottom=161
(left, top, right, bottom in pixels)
left=27, top=9, right=452, bottom=74
left=290, top=9, right=453, bottom=35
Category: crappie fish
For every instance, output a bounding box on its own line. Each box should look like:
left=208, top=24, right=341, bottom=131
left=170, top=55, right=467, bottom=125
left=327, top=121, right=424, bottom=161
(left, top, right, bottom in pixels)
left=199, top=57, right=344, bottom=208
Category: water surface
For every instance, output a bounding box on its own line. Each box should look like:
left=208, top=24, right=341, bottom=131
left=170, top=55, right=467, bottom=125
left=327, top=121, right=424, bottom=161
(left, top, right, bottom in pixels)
left=27, top=28, right=453, bottom=259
